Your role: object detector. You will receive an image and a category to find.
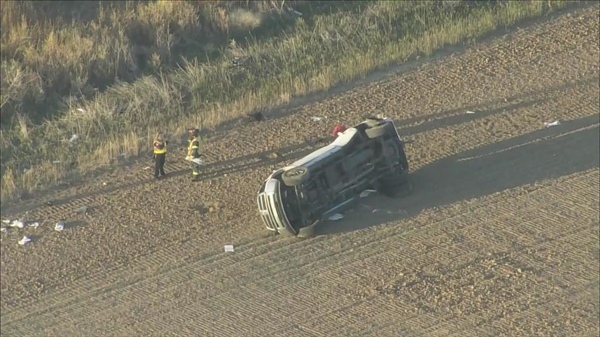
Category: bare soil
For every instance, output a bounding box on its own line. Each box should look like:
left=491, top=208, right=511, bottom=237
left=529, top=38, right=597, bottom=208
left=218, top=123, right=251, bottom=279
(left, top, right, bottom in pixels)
left=1, top=5, right=599, bottom=337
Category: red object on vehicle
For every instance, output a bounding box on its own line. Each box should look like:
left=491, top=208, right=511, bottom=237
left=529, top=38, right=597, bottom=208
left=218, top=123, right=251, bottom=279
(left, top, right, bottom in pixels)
left=332, top=124, right=347, bottom=138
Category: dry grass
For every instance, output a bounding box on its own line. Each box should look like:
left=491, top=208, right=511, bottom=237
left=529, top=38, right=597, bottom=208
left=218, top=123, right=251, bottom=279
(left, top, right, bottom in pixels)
left=0, top=0, right=576, bottom=202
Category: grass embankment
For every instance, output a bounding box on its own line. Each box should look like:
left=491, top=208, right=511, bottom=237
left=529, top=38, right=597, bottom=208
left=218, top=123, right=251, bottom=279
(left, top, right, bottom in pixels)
left=0, top=0, right=575, bottom=202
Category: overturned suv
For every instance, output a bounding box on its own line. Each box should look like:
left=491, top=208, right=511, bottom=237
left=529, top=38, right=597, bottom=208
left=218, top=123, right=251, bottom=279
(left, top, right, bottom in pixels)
left=256, top=117, right=410, bottom=237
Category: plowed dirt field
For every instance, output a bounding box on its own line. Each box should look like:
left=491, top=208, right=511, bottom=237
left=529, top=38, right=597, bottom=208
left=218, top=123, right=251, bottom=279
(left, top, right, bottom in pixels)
left=1, top=4, right=599, bottom=337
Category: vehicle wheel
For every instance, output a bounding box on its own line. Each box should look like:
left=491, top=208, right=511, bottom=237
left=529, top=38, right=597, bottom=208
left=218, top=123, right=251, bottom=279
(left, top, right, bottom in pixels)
left=282, top=166, right=310, bottom=187
left=365, top=117, right=384, bottom=127
left=365, top=122, right=393, bottom=139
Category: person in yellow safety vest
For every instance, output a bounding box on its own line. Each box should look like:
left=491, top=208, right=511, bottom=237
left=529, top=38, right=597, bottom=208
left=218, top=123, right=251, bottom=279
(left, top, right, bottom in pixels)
left=186, top=128, right=202, bottom=181
left=153, top=134, right=167, bottom=179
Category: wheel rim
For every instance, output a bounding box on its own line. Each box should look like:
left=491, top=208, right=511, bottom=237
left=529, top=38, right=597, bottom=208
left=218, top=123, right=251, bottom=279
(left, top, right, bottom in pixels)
left=287, top=167, right=306, bottom=177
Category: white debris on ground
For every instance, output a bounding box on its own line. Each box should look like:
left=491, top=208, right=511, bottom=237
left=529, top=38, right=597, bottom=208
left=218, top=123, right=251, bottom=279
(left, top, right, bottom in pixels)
left=466, top=110, right=476, bottom=114
left=55, top=221, right=65, bottom=231
left=10, top=220, right=25, bottom=229
left=18, top=236, right=31, bottom=245
left=28, top=222, right=40, bottom=228
left=310, top=116, right=323, bottom=122
left=2, top=219, right=10, bottom=224
left=360, top=189, right=377, bottom=198
left=186, top=157, right=204, bottom=165
left=544, top=120, right=561, bottom=127
left=69, top=134, right=79, bottom=143
left=328, top=213, right=344, bottom=221
left=224, top=245, right=234, bottom=252
left=1, top=227, right=7, bottom=233
left=372, top=209, right=408, bottom=215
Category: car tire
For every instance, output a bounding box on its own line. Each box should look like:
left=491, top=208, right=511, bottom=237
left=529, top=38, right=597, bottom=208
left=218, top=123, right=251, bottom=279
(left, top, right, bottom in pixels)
left=365, top=122, right=393, bottom=139
left=282, top=166, right=310, bottom=187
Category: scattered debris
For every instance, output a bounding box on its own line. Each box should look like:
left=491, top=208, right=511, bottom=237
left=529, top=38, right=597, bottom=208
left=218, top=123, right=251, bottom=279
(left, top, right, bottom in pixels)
left=143, top=167, right=151, bottom=170
left=372, top=209, right=407, bottom=215
left=55, top=221, right=65, bottom=231
left=224, top=245, right=234, bottom=252
left=1, top=227, right=7, bottom=233
left=46, top=201, right=53, bottom=206
left=18, top=236, right=31, bottom=245
left=544, top=120, right=561, bottom=127
left=75, top=206, right=89, bottom=215
left=2, top=219, right=10, bottom=224
left=102, top=182, right=108, bottom=186
left=311, top=116, right=323, bottom=122
left=69, top=134, right=79, bottom=143
left=76, top=108, right=86, bottom=113
left=28, top=222, right=40, bottom=228
left=52, top=160, right=61, bottom=164
left=466, top=110, right=476, bottom=114
left=360, top=189, right=377, bottom=198
left=10, top=220, right=25, bottom=229
left=328, top=213, right=344, bottom=221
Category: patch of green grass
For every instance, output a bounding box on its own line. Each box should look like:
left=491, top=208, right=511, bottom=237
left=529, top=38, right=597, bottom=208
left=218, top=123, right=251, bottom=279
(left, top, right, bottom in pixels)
left=0, top=0, right=578, bottom=202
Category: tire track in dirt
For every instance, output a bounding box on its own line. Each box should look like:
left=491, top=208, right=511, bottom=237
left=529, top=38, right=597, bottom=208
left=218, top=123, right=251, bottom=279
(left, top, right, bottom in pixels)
left=1, top=5, right=599, bottom=336
left=3, top=73, right=596, bottom=312
left=3, top=168, right=597, bottom=336
left=119, top=172, right=597, bottom=335
left=2, top=116, right=598, bottom=333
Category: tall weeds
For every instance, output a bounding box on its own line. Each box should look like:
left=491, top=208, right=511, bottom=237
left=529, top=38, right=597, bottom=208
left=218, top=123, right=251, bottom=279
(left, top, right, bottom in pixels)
left=0, top=0, right=576, bottom=202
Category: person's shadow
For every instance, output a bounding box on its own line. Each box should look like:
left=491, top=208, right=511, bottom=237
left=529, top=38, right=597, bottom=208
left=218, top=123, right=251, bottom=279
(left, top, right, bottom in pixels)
left=316, top=114, right=600, bottom=235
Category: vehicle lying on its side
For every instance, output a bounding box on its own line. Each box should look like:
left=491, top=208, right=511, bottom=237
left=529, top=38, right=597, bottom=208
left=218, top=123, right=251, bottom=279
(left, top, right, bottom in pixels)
left=256, top=116, right=411, bottom=237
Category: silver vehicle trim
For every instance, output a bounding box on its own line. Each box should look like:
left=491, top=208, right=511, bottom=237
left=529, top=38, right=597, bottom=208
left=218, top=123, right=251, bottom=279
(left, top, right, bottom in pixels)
left=256, top=179, right=296, bottom=235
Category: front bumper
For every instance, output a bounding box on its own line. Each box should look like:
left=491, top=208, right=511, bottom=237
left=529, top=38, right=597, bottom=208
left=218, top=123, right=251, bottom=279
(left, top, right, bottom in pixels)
left=256, top=179, right=297, bottom=235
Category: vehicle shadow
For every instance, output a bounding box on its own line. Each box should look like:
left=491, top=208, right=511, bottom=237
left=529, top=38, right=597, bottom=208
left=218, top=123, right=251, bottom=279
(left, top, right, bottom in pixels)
left=316, top=114, right=600, bottom=236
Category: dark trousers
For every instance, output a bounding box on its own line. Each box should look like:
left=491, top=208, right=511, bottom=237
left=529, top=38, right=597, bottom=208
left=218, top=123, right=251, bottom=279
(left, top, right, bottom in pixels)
left=154, top=153, right=166, bottom=177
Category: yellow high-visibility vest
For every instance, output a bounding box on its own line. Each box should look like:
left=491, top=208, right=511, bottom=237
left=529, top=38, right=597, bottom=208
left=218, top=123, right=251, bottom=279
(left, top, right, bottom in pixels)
left=153, top=140, right=167, bottom=154
left=187, top=137, right=199, bottom=155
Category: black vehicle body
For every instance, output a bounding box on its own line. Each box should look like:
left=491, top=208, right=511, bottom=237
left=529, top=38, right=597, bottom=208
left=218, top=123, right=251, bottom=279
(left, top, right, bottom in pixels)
left=256, top=117, right=410, bottom=236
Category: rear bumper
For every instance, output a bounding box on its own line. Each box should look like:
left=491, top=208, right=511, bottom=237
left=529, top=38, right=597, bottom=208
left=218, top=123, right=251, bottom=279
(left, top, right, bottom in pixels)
left=256, top=179, right=298, bottom=236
